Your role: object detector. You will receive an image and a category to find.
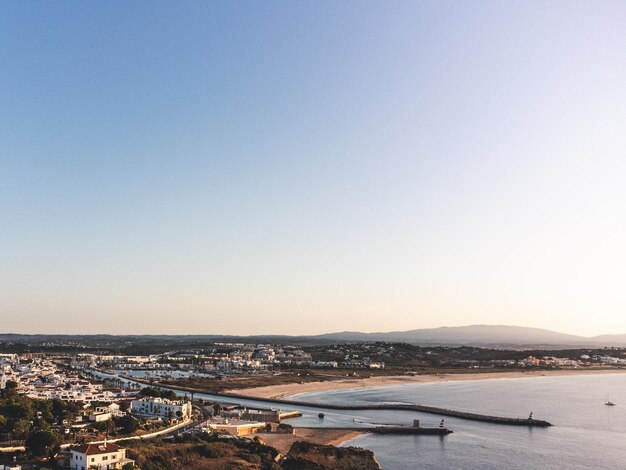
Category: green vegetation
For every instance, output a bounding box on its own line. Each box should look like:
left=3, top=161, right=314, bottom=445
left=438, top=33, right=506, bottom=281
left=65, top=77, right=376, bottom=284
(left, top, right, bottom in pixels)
left=124, top=433, right=281, bottom=470
left=115, top=414, right=140, bottom=434
left=306, top=343, right=625, bottom=370
left=284, top=441, right=380, bottom=470
left=25, top=429, right=63, bottom=456
left=0, top=385, right=80, bottom=459
left=1, top=381, right=18, bottom=398
left=122, top=463, right=140, bottom=470
left=0, top=388, right=81, bottom=441
left=139, top=387, right=178, bottom=401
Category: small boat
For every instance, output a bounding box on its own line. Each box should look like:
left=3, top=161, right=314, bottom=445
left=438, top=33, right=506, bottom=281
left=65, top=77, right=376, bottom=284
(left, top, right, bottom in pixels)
left=318, top=413, right=325, bottom=419
left=606, top=395, right=616, bottom=406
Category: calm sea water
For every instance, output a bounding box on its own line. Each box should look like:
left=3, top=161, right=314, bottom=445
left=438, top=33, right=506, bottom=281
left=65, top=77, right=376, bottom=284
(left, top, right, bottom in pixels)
left=290, top=374, right=626, bottom=470
left=98, top=370, right=626, bottom=469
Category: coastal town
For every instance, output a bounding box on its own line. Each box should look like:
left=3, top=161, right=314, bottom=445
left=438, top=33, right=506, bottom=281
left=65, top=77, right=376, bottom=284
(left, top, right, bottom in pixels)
left=6, top=0, right=625, bottom=467
left=1, top=339, right=626, bottom=469
left=0, top=344, right=384, bottom=469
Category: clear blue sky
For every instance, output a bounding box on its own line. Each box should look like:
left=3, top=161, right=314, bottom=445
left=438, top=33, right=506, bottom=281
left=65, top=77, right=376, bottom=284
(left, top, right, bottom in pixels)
left=2, top=1, right=626, bottom=335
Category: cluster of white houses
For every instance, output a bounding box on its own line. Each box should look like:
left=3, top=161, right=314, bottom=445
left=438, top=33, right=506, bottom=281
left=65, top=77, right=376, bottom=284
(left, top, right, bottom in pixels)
left=593, top=355, right=626, bottom=366
left=62, top=397, right=193, bottom=469
left=519, top=355, right=626, bottom=368
left=84, top=396, right=193, bottom=423
left=0, top=355, right=131, bottom=403
left=24, top=380, right=131, bottom=403
left=72, top=344, right=320, bottom=375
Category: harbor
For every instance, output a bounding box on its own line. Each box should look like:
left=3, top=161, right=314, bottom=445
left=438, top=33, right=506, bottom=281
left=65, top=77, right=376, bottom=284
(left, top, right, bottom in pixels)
left=295, top=424, right=452, bottom=436
left=194, top=389, right=553, bottom=427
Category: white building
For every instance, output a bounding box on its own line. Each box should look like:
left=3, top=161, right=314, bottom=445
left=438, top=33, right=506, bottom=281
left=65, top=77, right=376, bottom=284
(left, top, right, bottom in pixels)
left=70, top=442, right=134, bottom=470
left=96, top=403, right=126, bottom=417
left=89, top=412, right=112, bottom=422
left=203, top=417, right=266, bottom=436
left=131, top=396, right=192, bottom=421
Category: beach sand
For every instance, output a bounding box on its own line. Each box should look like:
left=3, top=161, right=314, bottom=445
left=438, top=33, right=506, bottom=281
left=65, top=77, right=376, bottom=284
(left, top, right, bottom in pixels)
left=256, top=428, right=363, bottom=454
left=228, top=369, right=626, bottom=399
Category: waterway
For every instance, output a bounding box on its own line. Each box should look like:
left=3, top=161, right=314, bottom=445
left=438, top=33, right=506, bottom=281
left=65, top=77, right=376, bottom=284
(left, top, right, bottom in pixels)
left=93, top=370, right=626, bottom=469
left=300, top=373, right=626, bottom=469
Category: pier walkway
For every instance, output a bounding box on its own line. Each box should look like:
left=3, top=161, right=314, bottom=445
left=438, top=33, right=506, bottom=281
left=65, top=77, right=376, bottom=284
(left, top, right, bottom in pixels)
left=216, top=392, right=552, bottom=427
left=112, top=376, right=552, bottom=427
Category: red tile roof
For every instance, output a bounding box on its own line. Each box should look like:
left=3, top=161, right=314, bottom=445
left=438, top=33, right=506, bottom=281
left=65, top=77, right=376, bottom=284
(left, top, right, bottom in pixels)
left=72, top=442, right=122, bottom=455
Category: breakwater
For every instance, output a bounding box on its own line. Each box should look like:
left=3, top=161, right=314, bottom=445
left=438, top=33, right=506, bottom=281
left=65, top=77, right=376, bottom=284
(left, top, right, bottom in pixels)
left=215, top=392, right=552, bottom=427
left=116, top=376, right=552, bottom=427
left=369, top=426, right=452, bottom=435
left=299, top=425, right=452, bottom=436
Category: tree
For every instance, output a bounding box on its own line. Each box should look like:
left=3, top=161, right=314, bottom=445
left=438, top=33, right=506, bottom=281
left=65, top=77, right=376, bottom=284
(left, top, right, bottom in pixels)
left=92, top=421, right=108, bottom=433
left=0, top=397, right=34, bottom=420
left=1, top=381, right=18, bottom=398
left=25, top=429, right=62, bottom=457
left=12, top=418, right=32, bottom=439
left=119, top=400, right=130, bottom=413
left=114, top=415, right=139, bottom=435
left=0, top=415, right=8, bottom=436
left=139, top=387, right=161, bottom=398
left=138, top=386, right=177, bottom=400
left=51, top=398, right=80, bottom=422
left=106, top=416, right=116, bottom=436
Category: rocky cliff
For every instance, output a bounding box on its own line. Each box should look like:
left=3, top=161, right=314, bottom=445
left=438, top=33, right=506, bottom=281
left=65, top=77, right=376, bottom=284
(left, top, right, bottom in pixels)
left=283, top=441, right=381, bottom=470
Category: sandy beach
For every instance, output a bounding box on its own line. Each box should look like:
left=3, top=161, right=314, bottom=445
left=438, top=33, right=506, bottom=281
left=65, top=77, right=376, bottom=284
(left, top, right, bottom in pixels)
left=256, top=428, right=363, bottom=454
left=228, top=369, right=626, bottom=399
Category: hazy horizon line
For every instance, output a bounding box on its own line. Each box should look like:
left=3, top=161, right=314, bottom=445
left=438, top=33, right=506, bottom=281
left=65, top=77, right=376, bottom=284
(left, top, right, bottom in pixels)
left=0, top=323, right=623, bottom=338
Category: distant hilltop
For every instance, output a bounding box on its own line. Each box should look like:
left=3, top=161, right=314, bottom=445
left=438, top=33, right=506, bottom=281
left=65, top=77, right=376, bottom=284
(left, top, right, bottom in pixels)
left=312, top=324, right=626, bottom=347
left=2, top=324, right=626, bottom=348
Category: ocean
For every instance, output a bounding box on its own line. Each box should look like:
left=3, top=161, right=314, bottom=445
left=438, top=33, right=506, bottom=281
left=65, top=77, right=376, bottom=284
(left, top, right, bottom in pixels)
left=287, top=373, right=626, bottom=469
left=96, top=370, right=626, bottom=469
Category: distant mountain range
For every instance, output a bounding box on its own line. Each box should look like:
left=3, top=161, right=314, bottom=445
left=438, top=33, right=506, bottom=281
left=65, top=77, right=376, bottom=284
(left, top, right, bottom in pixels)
left=313, top=325, right=626, bottom=347
left=1, top=325, right=626, bottom=348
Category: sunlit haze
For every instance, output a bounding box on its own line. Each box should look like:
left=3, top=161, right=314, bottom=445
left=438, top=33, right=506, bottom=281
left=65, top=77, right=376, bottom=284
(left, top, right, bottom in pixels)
left=2, top=1, right=626, bottom=336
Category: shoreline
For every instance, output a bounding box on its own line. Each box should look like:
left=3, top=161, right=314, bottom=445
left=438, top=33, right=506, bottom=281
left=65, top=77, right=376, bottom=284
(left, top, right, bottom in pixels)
left=226, top=368, right=626, bottom=399
left=257, top=428, right=363, bottom=454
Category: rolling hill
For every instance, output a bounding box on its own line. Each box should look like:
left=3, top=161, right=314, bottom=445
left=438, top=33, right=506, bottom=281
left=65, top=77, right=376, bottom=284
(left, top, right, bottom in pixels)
left=314, top=325, right=620, bottom=347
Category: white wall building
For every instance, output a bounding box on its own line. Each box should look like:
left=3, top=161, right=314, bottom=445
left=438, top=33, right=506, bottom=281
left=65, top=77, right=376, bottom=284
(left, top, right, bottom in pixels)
left=70, top=442, right=134, bottom=470
left=96, top=403, right=126, bottom=417
left=203, top=418, right=266, bottom=436
left=89, top=412, right=112, bottom=422
left=131, top=396, right=192, bottom=421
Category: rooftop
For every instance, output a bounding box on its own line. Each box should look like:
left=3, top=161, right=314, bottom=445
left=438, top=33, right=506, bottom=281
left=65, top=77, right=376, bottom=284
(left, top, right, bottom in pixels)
left=72, top=442, right=122, bottom=455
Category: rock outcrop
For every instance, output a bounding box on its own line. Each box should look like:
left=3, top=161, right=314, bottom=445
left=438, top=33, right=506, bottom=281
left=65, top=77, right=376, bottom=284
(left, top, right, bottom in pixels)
left=283, top=441, right=381, bottom=470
